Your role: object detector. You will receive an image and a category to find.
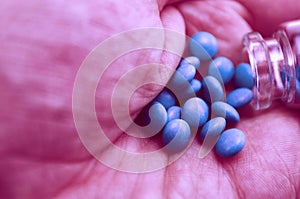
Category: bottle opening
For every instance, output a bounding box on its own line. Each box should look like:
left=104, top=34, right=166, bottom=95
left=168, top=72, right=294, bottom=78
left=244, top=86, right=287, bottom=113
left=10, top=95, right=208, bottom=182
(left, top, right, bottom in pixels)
left=243, top=32, right=273, bottom=110
left=243, top=20, right=300, bottom=110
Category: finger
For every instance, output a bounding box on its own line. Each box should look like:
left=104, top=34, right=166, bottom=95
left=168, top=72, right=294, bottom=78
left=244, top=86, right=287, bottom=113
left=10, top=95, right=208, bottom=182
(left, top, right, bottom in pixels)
left=175, top=1, right=252, bottom=64
left=238, top=0, right=300, bottom=35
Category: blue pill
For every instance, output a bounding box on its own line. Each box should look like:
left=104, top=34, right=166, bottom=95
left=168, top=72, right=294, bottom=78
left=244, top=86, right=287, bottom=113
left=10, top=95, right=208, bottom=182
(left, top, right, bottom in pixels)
left=182, top=79, right=202, bottom=97
left=208, top=56, right=234, bottom=85
left=202, top=76, right=224, bottom=104
left=155, top=89, right=176, bottom=109
left=180, top=56, right=200, bottom=70
left=167, top=106, right=181, bottom=122
left=162, top=119, right=191, bottom=153
left=234, top=63, right=254, bottom=89
left=167, top=72, right=195, bottom=103
left=211, top=101, right=240, bottom=125
left=177, top=63, right=196, bottom=82
left=200, top=117, right=226, bottom=141
left=189, top=32, right=218, bottom=61
left=226, top=88, right=253, bottom=109
left=136, top=102, right=167, bottom=128
left=215, top=128, right=246, bottom=158
left=295, top=78, right=300, bottom=103
left=182, top=97, right=209, bottom=128
left=190, top=79, right=202, bottom=93
left=147, top=102, right=168, bottom=131
left=296, top=66, right=300, bottom=81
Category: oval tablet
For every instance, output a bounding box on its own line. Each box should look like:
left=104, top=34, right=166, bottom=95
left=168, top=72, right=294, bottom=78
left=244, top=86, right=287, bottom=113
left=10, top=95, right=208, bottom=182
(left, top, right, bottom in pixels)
left=190, top=79, right=202, bottom=93
left=180, top=56, right=200, bottom=70
left=162, top=119, right=191, bottom=153
left=208, top=56, right=234, bottom=85
left=234, top=63, right=254, bottom=89
left=189, top=32, right=218, bottom=61
left=211, top=101, right=240, bottom=125
left=215, top=128, right=246, bottom=158
left=155, top=89, right=176, bottom=109
left=182, top=97, right=209, bottom=128
left=200, top=117, right=226, bottom=141
left=226, top=88, right=253, bottom=109
left=167, top=106, right=181, bottom=122
left=177, top=63, right=196, bottom=82
left=202, top=76, right=224, bottom=104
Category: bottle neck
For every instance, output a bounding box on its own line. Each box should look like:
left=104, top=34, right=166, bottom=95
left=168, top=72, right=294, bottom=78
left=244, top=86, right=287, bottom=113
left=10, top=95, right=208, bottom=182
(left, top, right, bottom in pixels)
left=243, top=31, right=296, bottom=110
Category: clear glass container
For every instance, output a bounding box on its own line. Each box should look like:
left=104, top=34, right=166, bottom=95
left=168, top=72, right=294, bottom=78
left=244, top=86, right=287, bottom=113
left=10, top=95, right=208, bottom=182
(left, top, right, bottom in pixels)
left=243, top=20, right=300, bottom=110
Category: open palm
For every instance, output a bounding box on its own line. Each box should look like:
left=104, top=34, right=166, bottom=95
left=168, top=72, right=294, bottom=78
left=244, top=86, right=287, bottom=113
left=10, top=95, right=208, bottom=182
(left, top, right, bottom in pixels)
left=1, top=0, right=300, bottom=198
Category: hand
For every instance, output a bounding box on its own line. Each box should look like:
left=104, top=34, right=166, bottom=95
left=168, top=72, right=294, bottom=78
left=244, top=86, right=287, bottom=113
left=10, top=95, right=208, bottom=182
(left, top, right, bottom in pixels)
left=1, top=0, right=300, bottom=198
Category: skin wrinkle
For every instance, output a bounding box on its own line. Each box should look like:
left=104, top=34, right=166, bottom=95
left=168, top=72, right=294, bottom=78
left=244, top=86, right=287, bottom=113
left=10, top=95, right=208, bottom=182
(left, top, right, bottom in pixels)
left=267, top=171, right=295, bottom=198
left=162, top=163, right=170, bottom=198
left=198, top=141, right=238, bottom=197
left=233, top=130, right=295, bottom=198
left=272, top=146, right=297, bottom=198
left=222, top=162, right=247, bottom=199
left=277, top=128, right=300, bottom=191
left=234, top=0, right=255, bottom=28
left=272, top=143, right=292, bottom=174
left=0, top=119, right=87, bottom=162
left=168, top=176, right=186, bottom=199
left=112, top=3, right=185, bottom=154
left=74, top=160, right=99, bottom=187
left=51, top=166, right=87, bottom=198
left=246, top=136, right=269, bottom=169
left=102, top=170, right=121, bottom=196
left=161, top=153, right=186, bottom=197
left=137, top=174, right=161, bottom=199
left=59, top=163, right=92, bottom=196
left=126, top=60, right=165, bottom=116
left=96, top=53, right=167, bottom=150
left=217, top=128, right=264, bottom=197
left=8, top=160, right=83, bottom=198
left=128, top=175, right=140, bottom=199
left=158, top=5, right=185, bottom=75
left=163, top=166, right=185, bottom=199
left=165, top=146, right=227, bottom=198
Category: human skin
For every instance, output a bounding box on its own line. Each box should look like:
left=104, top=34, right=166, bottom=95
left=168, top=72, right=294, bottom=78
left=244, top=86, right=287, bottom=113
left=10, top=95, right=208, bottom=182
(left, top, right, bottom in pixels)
left=1, top=0, right=300, bottom=198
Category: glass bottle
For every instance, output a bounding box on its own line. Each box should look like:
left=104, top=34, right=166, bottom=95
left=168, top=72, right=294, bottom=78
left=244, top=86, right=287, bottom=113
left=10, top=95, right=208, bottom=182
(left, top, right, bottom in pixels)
left=243, top=20, right=300, bottom=110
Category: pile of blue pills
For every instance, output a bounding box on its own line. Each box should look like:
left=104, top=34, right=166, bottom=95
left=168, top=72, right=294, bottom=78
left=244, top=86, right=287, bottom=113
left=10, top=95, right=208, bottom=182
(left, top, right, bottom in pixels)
left=141, top=32, right=254, bottom=158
